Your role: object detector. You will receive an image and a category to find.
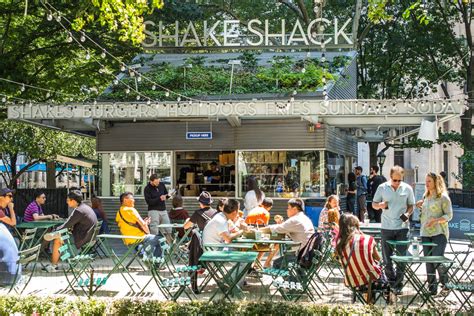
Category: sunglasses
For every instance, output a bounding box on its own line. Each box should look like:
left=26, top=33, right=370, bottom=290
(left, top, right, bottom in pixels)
left=392, top=179, right=402, bottom=183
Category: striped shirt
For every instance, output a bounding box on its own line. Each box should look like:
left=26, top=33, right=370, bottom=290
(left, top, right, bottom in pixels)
left=23, top=201, right=43, bottom=222
left=339, top=234, right=381, bottom=288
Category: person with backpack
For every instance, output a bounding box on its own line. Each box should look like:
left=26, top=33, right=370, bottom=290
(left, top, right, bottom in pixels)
left=259, top=198, right=314, bottom=268
left=183, top=191, right=217, bottom=231
left=355, top=166, right=368, bottom=222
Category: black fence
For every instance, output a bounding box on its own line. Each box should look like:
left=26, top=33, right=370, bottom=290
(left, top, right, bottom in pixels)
left=448, top=189, right=474, bottom=209
left=13, top=189, right=69, bottom=218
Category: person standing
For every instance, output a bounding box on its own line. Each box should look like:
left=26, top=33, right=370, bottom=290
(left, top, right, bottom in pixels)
left=346, top=172, right=357, bottom=215
left=144, top=174, right=171, bottom=240
left=416, top=173, right=453, bottom=295
left=372, top=166, right=415, bottom=294
left=367, top=166, right=387, bottom=223
left=244, top=177, right=265, bottom=218
left=355, top=166, right=368, bottom=222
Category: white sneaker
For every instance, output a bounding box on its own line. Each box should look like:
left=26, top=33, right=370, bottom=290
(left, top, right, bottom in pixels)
left=44, top=232, right=60, bottom=241
left=44, top=264, right=58, bottom=273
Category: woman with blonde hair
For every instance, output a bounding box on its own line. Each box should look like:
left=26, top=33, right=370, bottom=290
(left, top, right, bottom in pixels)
left=416, top=172, right=453, bottom=296
left=318, top=195, right=340, bottom=229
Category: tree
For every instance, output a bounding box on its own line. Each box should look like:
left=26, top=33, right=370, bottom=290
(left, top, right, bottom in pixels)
left=0, top=0, right=163, bottom=188
left=0, top=120, right=95, bottom=189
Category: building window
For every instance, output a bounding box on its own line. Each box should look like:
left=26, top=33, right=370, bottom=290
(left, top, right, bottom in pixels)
left=394, top=150, right=404, bottom=168
left=238, top=150, right=324, bottom=198
left=107, top=152, right=172, bottom=197
left=443, top=150, right=449, bottom=176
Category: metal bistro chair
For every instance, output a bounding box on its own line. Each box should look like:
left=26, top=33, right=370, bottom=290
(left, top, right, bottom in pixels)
left=19, top=228, right=39, bottom=251
left=56, top=229, right=106, bottom=296
left=6, top=244, right=41, bottom=295
left=141, top=237, right=197, bottom=301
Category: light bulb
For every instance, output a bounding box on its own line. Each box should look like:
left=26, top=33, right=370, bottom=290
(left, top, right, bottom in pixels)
left=20, top=84, right=25, bottom=92
left=137, top=75, right=142, bottom=82
left=101, top=50, right=106, bottom=58
left=293, top=90, right=297, bottom=95
left=301, top=68, right=306, bottom=73
left=46, top=92, right=50, bottom=98
left=46, top=12, right=53, bottom=21
left=93, top=100, right=97, bottom=105
left=85, top=52, right=90, bottom=60
left=113, top=79, right=119, bottom=85
left=147, top=100, right=151, bottom=105
left=189, top=100, right=192, bottom=105
left=165, top=91, right=170, bottom=97
left=177, top=96, right=181, bottom=102
left=298, top=80, right=302, bottom=86
left=290, top=97, right=295, bottom=102
left=152, top=85, right=156, bottom=90
left=125, top=88, right=130, bottom=94
left=66, top=34, right=73, bottom=43
left=1, top=97, right=6, bottom=102
left=55, top=14, right=61, bottom=22
left=322, top=77, right=326, bottom=83
left=136, top=95, right=141, bottom=100
left=80, top=33, right=86, bottom=42
left=306, top=52, right=311, bottom=58
left=120, top=64, right=126, bottom=72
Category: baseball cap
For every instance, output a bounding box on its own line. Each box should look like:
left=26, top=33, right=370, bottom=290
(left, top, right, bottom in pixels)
left=0, top=188, right=15, bottom=196
left=197, top=191, right=213, bottom=205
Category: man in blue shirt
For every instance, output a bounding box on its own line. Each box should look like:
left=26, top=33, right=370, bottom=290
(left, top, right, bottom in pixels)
left=355, top=166, right=368, bottom=222
left=372, top=166, right=415, bottom=294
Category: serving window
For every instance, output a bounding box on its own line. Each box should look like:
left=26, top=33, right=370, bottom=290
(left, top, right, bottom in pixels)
left=238, top=150, right=325, bottom=198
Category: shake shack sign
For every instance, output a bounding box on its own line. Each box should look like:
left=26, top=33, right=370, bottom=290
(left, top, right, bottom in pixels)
left=143, top=18, right=353, bottom=49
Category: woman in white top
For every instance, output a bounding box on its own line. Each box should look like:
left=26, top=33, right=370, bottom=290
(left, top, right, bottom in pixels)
left=244, top=177, right=265, bottom=217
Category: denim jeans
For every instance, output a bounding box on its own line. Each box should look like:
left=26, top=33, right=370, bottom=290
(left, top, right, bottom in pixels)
left=142, top=234, right=163, bottom=258
left=421, top=234, right=448, bottom=293
left=381, top=228, right=409, bottom=290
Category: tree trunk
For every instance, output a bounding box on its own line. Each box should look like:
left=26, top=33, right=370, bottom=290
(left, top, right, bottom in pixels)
left=46, top=160, right=57, bottom=189
left=8, top=154, right=17, bottom=189
left=369, top=142, right=380, bottom=169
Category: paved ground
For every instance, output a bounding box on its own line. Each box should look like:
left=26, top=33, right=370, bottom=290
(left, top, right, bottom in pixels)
left=2, top=239, right=472, bottom=313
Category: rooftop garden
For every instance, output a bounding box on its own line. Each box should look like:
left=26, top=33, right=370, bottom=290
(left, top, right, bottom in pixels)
left=101, top=53, right=352, bottom=101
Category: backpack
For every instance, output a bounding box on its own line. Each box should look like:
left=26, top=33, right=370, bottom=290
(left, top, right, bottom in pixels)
left=297, top=231, right=326, bottom=269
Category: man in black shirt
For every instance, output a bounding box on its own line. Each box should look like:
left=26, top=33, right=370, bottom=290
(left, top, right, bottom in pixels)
left=144, top=174, right=171, bottom=239
left=367, top=165, right=387, bottom=223
left=183, top=191, right=217, bottom=231
left=203, top=162, right=221, bottom=184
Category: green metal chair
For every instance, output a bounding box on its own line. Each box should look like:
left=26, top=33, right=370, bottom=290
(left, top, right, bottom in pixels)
left=18, top=228, right=38, bottom=250
left=56, top=228, right=105, bottom=296
left=443, top=258, right=474, bottom=313
left=7, top=244, right=41, bottom=295
left=141, top=237, right=197, bottom=301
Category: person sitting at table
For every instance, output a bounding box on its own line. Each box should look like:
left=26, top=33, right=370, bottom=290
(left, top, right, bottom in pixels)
left=416, top=172, right=453, bottom=296
left=259, top=198, right=315, bottom=268
left=43, top=190, right=97, bottom=272
left=327, top=208, right=340, bottom=248
left=318, top=195, right=340, bottom=229
left=216, top=198, right=228, bottom=213
left=116, top=192, right=163, bottom=259
left=0, top=221, right=20, bottom=286
left=183, top=191, right=217, bottom=232
left=0, top=188, right=16, bottom=229
left=23, top=191, right=59, bottom=222
left=168, top=195, right=189, bottom=238
left=202, top=199, right=244, bottom=245
left=245, top=202, right=270, bottom=226
left=91, top=196, right=109, bottom=234
left=335, top=213, right=386, bottom=303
